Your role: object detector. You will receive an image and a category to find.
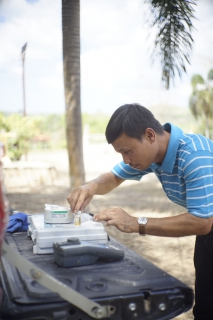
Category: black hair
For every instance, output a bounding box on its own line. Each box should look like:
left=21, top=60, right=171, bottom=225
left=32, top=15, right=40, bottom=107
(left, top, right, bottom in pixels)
left=105, top=103, right=164, bottom=144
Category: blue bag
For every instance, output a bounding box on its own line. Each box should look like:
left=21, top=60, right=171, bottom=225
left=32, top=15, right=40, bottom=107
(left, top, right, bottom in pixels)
left=6, top=213, right=30, bottom=233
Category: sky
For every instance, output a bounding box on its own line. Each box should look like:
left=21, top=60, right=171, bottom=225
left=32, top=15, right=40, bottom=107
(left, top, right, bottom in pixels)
left=0, top=0, right=213, bottom=115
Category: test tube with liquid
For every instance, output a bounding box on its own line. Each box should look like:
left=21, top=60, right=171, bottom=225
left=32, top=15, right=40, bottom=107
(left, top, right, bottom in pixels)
left=74, top=211, right=81, bottom=226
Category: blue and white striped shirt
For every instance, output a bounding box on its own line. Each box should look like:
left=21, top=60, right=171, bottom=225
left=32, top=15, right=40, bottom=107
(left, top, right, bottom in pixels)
left=111, top=123, right=213, bottom=218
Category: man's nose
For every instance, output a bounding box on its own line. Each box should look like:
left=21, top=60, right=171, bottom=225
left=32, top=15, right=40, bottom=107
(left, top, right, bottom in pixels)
left=122, top=154, right=131, bottom=164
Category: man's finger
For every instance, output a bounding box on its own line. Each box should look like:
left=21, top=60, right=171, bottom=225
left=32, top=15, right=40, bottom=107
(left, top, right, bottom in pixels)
left=95, top=211, right=114, bottom=222
left=105, top=219, right=117, bottom=226
left=67, top=189, right=82, bottom=213
left=74, top=189, right=90, bottom=213
left=81, top=196, right=92, bottom=212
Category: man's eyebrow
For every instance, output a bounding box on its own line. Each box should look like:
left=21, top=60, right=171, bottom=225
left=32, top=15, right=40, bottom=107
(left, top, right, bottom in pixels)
left=117, top=148, right=128, bottom=153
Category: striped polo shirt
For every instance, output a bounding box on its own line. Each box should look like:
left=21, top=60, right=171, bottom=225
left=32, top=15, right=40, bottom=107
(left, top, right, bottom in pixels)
left=111, top=123, right=213, bottom=218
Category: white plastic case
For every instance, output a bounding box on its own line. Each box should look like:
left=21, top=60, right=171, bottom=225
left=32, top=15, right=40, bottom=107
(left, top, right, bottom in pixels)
left=27, top=214, right=108, bottom=254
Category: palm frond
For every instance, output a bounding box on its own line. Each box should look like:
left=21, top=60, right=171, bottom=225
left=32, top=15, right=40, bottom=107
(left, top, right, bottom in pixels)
left=145, top=0, right=197, bottom=89
left=191, top=74, right=204, bottom=89
left=207, top=69, right=213, bottom=81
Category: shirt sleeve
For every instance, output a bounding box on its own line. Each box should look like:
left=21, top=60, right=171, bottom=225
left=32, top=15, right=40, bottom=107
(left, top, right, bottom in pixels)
left=111, top=161, right=153, bottom=181
left=184, top=151, right=213, bottom=218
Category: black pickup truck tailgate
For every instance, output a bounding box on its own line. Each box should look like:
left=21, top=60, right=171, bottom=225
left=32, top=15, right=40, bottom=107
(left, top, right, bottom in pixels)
left=0, top=232, right=193, bottom=320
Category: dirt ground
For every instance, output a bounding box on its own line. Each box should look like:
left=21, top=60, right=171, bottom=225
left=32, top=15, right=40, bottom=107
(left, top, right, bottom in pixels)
left=5, top=148, right=195, bottom=319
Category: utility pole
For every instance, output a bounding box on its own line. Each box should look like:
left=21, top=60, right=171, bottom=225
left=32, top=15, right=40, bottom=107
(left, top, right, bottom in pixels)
left=21, top=43, right=27, bottom=117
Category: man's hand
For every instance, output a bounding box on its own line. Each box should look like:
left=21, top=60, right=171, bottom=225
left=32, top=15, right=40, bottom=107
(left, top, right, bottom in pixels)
left=67, top=173, right=124, bottom=213
left=94, top=208, right=138, bottom=233
left=94, top=210, right=213, bottom=237
left=67, top=184, right=95, bottom=213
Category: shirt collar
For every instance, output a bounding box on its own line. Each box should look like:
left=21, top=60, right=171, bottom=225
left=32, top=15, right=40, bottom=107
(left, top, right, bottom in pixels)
left=152, top=123, right=183, bottom=173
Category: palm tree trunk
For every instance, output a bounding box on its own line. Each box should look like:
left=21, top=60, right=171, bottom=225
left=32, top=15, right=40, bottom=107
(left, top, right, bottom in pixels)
left=205, top=114, right=210, bottom=139
left=62, top=0, right=85, bottom=189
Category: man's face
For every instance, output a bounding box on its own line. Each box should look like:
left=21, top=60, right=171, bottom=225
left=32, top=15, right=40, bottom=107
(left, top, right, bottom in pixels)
left=112, top=131, right=159, bottom=171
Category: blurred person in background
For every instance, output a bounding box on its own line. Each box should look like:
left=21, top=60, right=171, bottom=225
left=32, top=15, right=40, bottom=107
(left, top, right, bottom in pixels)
left=0, top=142, right=9, bottom=307
left=67, top=104, right=213, bottom=320
left=0, top=141, right=9, bottom=246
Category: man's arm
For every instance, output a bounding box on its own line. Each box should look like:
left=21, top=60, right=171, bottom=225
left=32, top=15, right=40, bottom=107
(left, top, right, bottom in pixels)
left=94, top=208, right=213, bottom=237
left=67, top=172, right=124, bottom=213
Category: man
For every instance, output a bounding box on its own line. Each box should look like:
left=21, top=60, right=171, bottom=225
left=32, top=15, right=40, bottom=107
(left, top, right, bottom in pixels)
left=67, top=103, right=213, bottom=320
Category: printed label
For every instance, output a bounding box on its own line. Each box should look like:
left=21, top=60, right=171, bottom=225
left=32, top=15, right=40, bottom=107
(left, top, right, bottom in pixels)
left=51, top=211, right=68, bottom=219
left=51, top=211, right=68, bottom=214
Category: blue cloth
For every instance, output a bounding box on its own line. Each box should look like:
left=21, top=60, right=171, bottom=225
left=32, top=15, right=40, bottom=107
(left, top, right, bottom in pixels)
left=6, top=213, right=30, bottom=233
left=112, top=122, right=213, bottom=219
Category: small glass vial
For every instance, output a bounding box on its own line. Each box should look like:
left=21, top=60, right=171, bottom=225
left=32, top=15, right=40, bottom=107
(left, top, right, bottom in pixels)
left=74, top=211, right=81, bottom=226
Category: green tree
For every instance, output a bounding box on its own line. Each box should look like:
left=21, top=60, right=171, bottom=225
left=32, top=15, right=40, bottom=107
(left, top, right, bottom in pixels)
left=189, top=69, right=213, bottom=138
left=82, top=113, right=110, bottom=134
left=145, top=0, right=196, bottom=89
left=62, top=0, right=197, bottom=189
left=0, top=114, right=39, bottom=161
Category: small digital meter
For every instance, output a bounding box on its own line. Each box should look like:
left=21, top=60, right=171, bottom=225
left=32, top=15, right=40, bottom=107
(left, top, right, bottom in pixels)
left=53, top=238, right=124, bottom=267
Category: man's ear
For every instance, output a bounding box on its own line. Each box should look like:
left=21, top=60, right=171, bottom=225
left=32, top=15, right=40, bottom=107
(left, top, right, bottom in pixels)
left=145, top=128, right=155, bottom=141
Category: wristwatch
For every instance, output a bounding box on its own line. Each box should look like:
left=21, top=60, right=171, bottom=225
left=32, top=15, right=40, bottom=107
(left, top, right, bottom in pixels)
left=138, top=217, right=148, bottom=236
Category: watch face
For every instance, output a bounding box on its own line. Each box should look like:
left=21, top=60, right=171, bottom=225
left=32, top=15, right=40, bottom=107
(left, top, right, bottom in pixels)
left=138, top=217, right=148, bottom=225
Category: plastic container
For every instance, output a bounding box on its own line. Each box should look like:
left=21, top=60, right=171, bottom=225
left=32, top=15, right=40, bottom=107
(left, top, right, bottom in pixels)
left=44, top=204, right=73, bottom=224
left=27, top=214, right=108, bottom=254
